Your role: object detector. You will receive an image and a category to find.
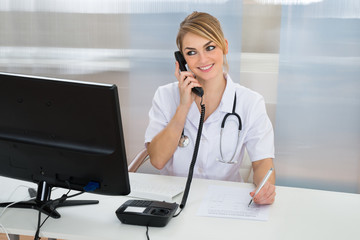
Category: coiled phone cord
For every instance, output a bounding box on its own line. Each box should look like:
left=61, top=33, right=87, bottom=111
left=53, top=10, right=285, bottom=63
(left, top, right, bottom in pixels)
left=178, top=99, right=205, bottom=211
left=147, top=99, right=204, bottom=239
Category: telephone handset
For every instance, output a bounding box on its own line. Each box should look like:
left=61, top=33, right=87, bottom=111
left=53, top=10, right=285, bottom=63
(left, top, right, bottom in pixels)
left=174, top=51, right=204, bottom=97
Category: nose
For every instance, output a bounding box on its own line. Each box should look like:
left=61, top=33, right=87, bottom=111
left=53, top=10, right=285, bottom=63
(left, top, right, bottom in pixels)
left=198, top=51, right=208, bottom=64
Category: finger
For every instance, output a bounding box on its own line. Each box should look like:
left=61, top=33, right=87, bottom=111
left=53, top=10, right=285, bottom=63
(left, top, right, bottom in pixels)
left=182, top=75, right=199, bottom=87
left=250, top=182, right=268, bottom=199
left=178, top=76, right=195, bottom=97
left=187, top=82, right=201, bottom=91
left=256, top=191, right=276, bottom=205
left=258, top=182, right=272, bottom=197
left=175, top=61, right=194, bottom=81
left=252, top=183, right=268, bottom=201
left=175, top=62, right=192, bottom=81
left=188, top=79, right=202, bottom=87
left=174, top=61, right=180, bottom=78
left=254, top=184, right=276, bottom=205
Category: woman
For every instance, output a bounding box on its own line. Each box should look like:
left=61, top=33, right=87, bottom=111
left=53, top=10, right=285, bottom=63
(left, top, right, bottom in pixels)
left=145, top=12, right=276, bottom=205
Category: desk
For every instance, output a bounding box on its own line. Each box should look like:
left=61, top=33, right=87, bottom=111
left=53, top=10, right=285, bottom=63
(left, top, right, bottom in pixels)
left=1, top=173, right=360, bottom=240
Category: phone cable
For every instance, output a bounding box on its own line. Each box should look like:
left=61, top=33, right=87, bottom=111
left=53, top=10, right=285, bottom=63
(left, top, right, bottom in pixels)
left=176, top=98, right=205, bottom=214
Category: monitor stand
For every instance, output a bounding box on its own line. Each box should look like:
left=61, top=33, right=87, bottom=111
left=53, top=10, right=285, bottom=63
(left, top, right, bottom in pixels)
left=0, top=181, right=99, bottom=219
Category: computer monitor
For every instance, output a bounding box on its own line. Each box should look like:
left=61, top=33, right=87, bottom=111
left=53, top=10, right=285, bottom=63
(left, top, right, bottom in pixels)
left=0, top=72, right=130, bottom=218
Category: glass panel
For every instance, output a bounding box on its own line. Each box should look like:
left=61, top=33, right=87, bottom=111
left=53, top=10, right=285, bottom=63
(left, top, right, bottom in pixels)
left=0, top=0, right=242, bottom=164
left=275, top=0, right=360, bottom=193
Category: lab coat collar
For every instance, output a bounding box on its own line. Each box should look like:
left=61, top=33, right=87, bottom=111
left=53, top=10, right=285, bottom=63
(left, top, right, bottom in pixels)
left=187, top=101, right=201, bottom=129
left=186, top=73, right=236, bottom=138
left=220, top=74, right=236, bottom=114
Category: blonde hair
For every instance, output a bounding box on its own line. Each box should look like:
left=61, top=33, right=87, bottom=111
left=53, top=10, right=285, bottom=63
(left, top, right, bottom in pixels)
left=176, top=11, right=229, bottom=72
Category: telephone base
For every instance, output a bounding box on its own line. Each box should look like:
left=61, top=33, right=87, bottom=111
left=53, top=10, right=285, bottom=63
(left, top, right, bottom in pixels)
left=116, top=199, right=179, bottom=227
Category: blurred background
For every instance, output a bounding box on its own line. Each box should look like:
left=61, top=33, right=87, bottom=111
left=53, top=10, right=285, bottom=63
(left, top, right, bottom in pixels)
left=0, top=0, right=359, bottom=193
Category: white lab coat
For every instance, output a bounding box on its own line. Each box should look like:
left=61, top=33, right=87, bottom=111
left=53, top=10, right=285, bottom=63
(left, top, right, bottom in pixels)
left=145, top=74, right=274, bottom=182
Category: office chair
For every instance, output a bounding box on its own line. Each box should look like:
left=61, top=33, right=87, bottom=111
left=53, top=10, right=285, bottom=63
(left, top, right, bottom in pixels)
left=128, top=148, right=253, bottom=183
left=128, top=148, right=150, bottom=173
left=240, top=150, right=254, bottom=183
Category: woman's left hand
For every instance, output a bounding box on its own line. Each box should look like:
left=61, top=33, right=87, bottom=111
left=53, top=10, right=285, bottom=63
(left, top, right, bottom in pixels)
left=249, top=181, right=276, bottom=205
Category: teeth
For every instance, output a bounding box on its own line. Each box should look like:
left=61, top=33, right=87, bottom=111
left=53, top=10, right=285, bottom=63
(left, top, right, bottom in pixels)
left=199, top=64, right=213, bottom=70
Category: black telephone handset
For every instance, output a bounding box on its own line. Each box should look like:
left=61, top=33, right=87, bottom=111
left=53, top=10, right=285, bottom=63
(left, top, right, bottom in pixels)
left=174, top=51, right=204, bottom=97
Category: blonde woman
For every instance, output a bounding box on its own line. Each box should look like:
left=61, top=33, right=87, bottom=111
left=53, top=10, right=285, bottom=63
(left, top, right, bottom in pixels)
left=145, top=12, right=276, bottom=205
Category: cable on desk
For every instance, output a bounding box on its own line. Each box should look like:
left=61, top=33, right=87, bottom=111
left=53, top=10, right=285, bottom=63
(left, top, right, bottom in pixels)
left=0, top=198, right=33, bottom=218
left=146, top=225, right=150, bottom=240
left=33, top=180, right=100, bottom=240
left=0, top=223, right=10, bottom=240
left=33, top=190, right=85, bottom=240
left=172, top=207, right=183, bottom=218
left=0, top=185, right=36, bottom=240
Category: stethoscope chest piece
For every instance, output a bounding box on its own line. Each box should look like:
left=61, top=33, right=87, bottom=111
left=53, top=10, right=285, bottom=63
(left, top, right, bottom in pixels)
left=178, top=134, right=189, bottom=147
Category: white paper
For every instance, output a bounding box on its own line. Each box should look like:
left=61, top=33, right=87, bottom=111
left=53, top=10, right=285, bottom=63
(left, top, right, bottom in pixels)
left=197, top=185, right=270, bottom=221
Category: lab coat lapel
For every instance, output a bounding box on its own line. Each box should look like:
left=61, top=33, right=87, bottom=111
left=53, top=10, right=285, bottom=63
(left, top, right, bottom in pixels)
left=186, top=101, right=211, bottom=140
left=186, top=74, right=236, bottom=140
left=220, top=74, right=236, bottom=114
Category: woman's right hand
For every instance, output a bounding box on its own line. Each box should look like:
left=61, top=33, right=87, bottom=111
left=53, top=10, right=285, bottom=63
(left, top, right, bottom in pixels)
left=175, top=61, right=202, bottom=109
left=149, top=62, right=200, bottom=170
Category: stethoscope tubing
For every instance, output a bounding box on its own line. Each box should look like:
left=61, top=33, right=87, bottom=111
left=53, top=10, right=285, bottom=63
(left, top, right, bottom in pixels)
left=179, top=93, right=242, bottom=164
left=218, top=93, right=242, bottom=164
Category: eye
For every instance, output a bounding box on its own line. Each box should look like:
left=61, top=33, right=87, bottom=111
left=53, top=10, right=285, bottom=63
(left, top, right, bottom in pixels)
left=206, top=45, right=216, bottom=51
left=186, top=50, right=196, bottom=56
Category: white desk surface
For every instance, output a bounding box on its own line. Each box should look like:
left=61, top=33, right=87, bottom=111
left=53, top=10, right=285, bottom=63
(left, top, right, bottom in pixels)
left=1, top=173, right=360, bottom=240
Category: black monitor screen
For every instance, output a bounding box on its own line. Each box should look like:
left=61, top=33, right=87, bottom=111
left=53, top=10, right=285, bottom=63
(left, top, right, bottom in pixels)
left=0, top=72, right=130, bottom=197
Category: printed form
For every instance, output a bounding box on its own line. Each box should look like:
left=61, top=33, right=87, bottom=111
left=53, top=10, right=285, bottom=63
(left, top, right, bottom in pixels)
left=197, top=185, right=270, bottom=221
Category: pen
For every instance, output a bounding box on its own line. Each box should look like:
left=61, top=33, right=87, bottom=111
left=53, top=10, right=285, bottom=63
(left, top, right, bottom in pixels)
left=248, top=168, right=273, bottom=207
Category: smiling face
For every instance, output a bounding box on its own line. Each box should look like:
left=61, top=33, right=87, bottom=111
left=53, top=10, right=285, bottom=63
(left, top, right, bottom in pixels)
left=182, top=32, right=228, bottom=83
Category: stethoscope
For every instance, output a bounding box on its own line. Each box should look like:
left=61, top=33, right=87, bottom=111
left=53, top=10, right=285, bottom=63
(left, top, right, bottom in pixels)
left=178, top=93, right=242, bottom=164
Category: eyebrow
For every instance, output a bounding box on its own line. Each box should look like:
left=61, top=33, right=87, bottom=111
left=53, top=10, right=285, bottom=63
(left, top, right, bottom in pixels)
left=184, top=41, right=213, bottom=51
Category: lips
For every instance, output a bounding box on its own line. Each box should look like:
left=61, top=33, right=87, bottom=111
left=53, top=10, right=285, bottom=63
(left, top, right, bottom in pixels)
left=198, top=64, right=214, bottom=72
